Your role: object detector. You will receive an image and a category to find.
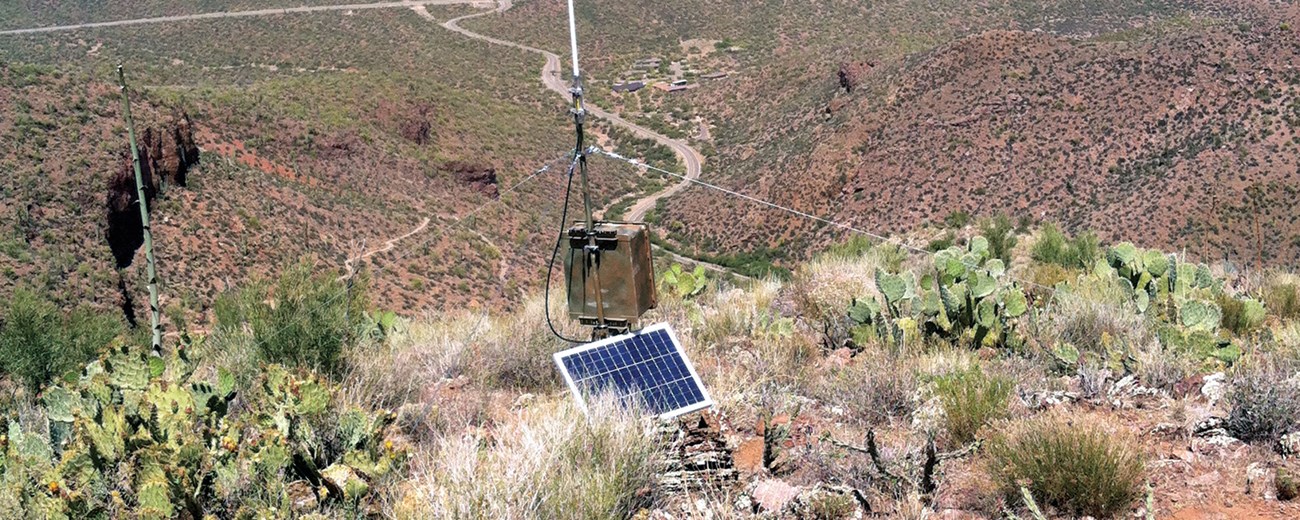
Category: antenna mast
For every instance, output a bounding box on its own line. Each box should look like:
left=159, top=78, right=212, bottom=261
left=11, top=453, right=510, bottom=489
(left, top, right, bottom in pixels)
left=117, top=64, right=163, bottom=355
left=566, top=0, right=610, bottom=334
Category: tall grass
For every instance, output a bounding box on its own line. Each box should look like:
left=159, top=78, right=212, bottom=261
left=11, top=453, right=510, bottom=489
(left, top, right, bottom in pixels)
left=1262, top=273, right=1300, bottom=320
left=343, top=294, right=574, bottom=411
left=979, top=214, right=1018, bottom=263
left=405, top=398, right=658, bottom=520
left=933, top=365, right=1013, bottom=445
left=1048, top=282, right=1152, bottom=356
left=987, top=414, right=1145, bottom=518
left=211, top=262, right=367, bottom=377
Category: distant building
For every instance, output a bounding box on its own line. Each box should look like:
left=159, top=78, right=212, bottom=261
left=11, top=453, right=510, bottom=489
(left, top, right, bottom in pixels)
left=701, top=71, right=729, bottom=80
left=654, top=82, right=689, bottom=93
left=613, top=81, right=645, bottom=93
left=633, top=57, right=662, bottom=69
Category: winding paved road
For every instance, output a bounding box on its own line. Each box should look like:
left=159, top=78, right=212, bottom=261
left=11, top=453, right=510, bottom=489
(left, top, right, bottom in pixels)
left=3, top=0, right=737, bottom=278
left=427, top=2, right=736, bottom=277
left=0, top=0, right=478, bottom=35
left=430, top=1, right=703, bottom=223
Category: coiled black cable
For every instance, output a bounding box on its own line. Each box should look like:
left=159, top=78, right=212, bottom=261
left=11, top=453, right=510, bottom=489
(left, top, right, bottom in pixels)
left=544, top=157, right=586, bottom=343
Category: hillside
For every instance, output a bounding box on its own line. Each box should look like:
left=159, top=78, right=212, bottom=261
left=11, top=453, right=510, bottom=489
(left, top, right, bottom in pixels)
left=0, top=4, right=654, bottom=324
left=467, top=0, right=1300, bottom=271
left=666, top=14, right=1300, bottom=269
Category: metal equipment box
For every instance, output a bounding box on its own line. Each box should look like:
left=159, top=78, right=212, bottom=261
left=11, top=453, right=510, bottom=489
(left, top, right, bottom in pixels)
left=565, top=222, right=657, bottom=328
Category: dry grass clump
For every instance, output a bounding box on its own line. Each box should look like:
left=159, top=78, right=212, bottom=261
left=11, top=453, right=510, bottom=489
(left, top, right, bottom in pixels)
left=694, top=278, right=783, bottom=346
left=933, top=365, right=1014, bottom=445
left=1047, top=288, right=1153, bottom=355
left=344, top=294, right=580, bottom=409
left=806, top=351, right=918, bottom=425
left=1226, top=355, right=1300, bottom=443
left=987, top=414, right=1145, bottom=518
left=1262, top=272, right=1300, bottom=320
left=787, top=247, right=897, bottom=326
left=403, top=398, right=659, bottom=520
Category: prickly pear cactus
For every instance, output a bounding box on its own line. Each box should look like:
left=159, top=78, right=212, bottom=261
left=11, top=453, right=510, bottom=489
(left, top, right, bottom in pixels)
left=1180, top=300, right=1222, bottom=332
left=851, top=235, right=1033, bottom=351
left=1, top=345, right=406, bottom=518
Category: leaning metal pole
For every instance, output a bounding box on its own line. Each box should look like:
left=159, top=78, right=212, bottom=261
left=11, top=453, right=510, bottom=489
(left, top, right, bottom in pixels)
left=566, top=0, right=608, bottom=335
left=117, top=64, right=163, bottom=355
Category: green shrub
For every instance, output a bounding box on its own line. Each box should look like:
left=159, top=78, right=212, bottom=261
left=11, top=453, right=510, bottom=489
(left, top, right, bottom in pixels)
left=988, top=415, right=1145, bottom=518
left=926, top=231, right=956, bottom=252
left=1264, top=280, right=1300, bottom=320
left=1216, top=292, right=1266, bottom=336
left=944, top=211, right=971, bottom=229
left=1031, top=224, right=1100, bottom=269
left=933, top=365, right=1013, bottom=444
left=0, top=288, right=121, bottom=391
left=213, top=263, right=368, bottom=375
left=979, top=214, right=1018, bottom=263
left=1226, top=357, right=1300, bottom=443
left=825, top=234, right=874, bottom=258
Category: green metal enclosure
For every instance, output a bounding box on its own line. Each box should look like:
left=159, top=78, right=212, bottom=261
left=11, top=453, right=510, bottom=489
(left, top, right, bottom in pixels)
left=565, top=222, right=657, bottom=329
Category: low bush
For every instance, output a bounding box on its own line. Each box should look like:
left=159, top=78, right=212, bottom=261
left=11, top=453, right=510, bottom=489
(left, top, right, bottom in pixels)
left=808, top=352, right=917, bottom=425
left=808, top=492, right=856, bottom=519
left=987, top=414, right=1145, bottom=518
left=1226, top=356, right=1300, bottom=443
left=933, top=365, right=1013, bottom=445
left=1030, top=224, right=1100, bottom=269
left=979, top=214, right=1018, bottom=263
left=212, top=263, right=368, bottom=376
left=0, top=288, right=121, bottom=391
left=926, top=231, right=956, bottom=252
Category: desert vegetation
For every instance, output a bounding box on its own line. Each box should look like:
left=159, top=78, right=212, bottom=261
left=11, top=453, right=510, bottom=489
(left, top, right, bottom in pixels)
left=3, top=0, right=1300, bottom=518
left=0, top=223, right=1297, bottom=517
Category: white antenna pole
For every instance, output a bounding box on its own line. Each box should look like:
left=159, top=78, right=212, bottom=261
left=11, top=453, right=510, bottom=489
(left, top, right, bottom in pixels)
left=566, top=0, right=581, bottom=79
left=563, top=0, right=608, bottom=335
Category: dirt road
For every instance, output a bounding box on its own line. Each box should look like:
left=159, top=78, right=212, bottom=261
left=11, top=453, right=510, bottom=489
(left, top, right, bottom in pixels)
left=0, top=0, right=479, bottom=35
left=339, top=217, right=431, bottom=281
left=427, top=2, right=736, bottom=277
left=432, top=1, right=704, bottom=224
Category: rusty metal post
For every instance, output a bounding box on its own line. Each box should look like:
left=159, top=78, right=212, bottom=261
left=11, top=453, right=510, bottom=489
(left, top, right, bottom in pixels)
left=117, top=64, right=163, bottom=355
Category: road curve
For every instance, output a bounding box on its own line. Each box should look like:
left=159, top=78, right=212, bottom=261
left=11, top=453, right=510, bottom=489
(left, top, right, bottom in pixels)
left=0, top=0, right=479, bottom=35
left=427, top=2, right=738, bottom=278
left=432, top=1, right=704, bottom=223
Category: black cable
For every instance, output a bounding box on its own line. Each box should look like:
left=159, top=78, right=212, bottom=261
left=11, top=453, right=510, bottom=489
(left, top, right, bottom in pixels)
left=544, top=157, right=586, bottom=343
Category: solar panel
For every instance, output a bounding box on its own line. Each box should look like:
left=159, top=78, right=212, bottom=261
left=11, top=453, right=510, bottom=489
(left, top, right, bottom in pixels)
left=553, top=323, right=714, bottom=419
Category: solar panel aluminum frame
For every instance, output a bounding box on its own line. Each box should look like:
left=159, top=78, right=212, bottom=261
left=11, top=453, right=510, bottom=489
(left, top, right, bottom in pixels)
left=553, top=323, right=714, bottom=420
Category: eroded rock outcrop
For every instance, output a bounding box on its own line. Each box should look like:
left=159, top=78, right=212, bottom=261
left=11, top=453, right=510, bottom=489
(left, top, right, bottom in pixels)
left=105, top=111, right=200, bottom=268
left=446, top=161, right=499, bottom=199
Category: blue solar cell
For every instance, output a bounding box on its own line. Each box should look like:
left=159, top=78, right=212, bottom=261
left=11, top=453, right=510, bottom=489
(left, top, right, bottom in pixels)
left=553, top=323, right=713, bottom=419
